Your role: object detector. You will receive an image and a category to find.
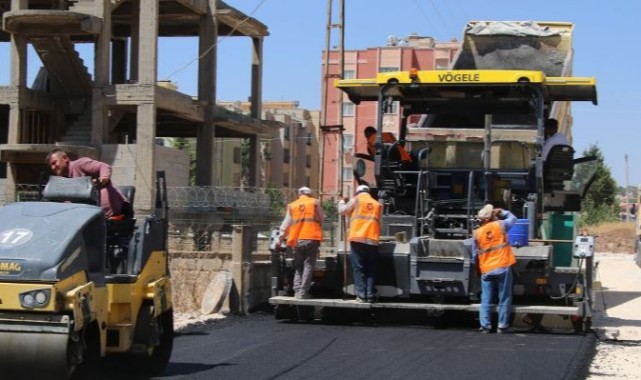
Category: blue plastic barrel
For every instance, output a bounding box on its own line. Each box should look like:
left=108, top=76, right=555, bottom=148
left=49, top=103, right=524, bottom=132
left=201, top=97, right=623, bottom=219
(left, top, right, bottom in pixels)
left=508, top=219, right=529, bottom=247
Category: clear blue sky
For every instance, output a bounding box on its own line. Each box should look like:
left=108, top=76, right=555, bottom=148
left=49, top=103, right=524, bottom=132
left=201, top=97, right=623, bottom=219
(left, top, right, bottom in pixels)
left=1, top=0, right=638, bottom=188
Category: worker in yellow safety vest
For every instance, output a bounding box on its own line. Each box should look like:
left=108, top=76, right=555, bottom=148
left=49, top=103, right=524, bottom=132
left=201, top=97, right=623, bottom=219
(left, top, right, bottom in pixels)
left=339, top=185, right=383, bottom=303
left=278, top=186, right=325, bottom=299
left=473, top=203, right=517, bottom=333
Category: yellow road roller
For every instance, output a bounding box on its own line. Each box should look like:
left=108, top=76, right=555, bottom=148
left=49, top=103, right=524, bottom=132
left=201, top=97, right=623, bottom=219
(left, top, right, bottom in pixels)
left=0, top=172, right=173, bottom=379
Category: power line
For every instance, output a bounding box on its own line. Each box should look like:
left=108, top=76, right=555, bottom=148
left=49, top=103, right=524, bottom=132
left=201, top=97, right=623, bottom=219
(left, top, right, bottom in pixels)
left=163, top=0, right=269, bottom=81
left=425, top=0, right=452, bottom=37
left=412, top=0, right=447, bottom=38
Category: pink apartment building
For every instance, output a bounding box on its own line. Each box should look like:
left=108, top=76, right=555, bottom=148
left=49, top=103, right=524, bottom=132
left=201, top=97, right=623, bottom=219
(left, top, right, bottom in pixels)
left=320, top=35, right=460, bottom=199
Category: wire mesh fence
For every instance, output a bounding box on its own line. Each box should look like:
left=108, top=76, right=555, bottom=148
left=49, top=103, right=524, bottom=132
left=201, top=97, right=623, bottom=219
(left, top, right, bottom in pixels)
left=2, top=183, right=341, bottom=253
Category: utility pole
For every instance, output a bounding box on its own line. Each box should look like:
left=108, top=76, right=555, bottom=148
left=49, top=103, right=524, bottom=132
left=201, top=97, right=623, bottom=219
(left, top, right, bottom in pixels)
left=319, top=0, right=345, bottom=201
left=625, top=153, right=630, bottom=222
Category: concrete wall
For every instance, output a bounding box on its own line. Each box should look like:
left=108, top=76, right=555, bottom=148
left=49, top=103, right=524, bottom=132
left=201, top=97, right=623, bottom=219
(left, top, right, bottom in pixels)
left=169, top=252, right=271, bottom=314
left=102, top=144, right=190, bottom=187
left=0, top=178, right=6, bottom=204
left=169, top=225, right=272, bottom=315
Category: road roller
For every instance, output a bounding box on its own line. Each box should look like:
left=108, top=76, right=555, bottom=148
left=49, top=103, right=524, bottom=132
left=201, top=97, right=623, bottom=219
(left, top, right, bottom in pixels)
left=0, top=172, right=173, bottom=379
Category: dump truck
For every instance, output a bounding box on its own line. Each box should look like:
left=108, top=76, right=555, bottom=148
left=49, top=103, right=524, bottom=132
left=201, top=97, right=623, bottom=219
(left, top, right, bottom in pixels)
left=270, top=21, right=599, bottom=332
left=0, top=172, right=173, bottom=379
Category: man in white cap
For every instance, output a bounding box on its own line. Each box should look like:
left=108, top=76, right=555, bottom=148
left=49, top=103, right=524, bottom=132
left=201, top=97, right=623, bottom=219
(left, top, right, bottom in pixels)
left=278, top=186, right=325, bottom=299
left=339, top=185, right=383, bottom=303
left=473, top=203, right=517, bottom=333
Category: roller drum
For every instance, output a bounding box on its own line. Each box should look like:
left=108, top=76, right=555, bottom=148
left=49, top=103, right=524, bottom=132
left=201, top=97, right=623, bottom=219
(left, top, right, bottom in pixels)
left=0, top=331, right=71, bottom=379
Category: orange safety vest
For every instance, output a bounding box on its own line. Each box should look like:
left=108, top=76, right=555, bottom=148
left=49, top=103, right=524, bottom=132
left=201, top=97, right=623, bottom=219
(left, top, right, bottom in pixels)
left=367, top=133, right=412, bottom=162
left=476, top=221, right=516, bottom=274
left=286, top=195, right=322, bottom=247
left=348, top=193, right=383, bottom=245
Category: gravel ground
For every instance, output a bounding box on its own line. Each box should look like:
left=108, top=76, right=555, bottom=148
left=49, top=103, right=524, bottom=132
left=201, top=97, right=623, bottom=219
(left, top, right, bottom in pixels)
left=588, top=341, right=641, bottom=379
left=174, top=312, right=230, bottom=333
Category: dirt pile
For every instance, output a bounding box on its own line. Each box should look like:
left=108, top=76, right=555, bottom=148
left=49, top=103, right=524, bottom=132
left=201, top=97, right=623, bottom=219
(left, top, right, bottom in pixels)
left=583, top=222, right=636, bottom=254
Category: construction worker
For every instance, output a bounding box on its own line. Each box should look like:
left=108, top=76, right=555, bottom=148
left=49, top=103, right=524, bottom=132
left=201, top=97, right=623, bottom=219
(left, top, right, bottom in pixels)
left=339, top=185, right=383, bottom=303
left=364, top=126, right=413, bottom=163
left=541, top=118, right=570, bottom=161
left=278, top=186, right=325, bottom=299
left=473, top=204, right=517, bottom=333
left=46, top=148, right=129, bottom=219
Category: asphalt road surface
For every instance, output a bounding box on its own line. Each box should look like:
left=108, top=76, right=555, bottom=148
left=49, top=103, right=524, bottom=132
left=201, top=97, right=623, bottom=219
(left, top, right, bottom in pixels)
left=144, top=310, right=595, bottom=380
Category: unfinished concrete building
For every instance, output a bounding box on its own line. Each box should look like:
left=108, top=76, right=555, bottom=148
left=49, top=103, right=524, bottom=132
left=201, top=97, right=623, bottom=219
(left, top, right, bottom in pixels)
left=0, top=0, right=272, bottom=212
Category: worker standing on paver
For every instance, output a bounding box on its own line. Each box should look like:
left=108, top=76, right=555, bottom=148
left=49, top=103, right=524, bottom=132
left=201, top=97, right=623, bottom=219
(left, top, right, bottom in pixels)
left=339, top=185, right=383, bottom=303
left=278, top=187, right=325, bottom=299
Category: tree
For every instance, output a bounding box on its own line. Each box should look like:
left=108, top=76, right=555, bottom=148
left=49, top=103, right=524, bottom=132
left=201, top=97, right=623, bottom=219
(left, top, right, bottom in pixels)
left=580, top=144, right=618, bottom=225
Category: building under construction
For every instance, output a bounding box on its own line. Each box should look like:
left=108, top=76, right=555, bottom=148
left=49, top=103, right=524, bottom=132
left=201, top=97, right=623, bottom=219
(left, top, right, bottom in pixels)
left=0, top=0, right=275, bottom=212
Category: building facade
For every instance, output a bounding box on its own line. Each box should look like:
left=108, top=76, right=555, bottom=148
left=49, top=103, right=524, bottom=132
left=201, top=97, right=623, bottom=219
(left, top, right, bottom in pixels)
left=0, top=1, right=271, bottom=212
left=320, top=34, right=460, bottom=198
left=218, top=100, right=320, bottom=193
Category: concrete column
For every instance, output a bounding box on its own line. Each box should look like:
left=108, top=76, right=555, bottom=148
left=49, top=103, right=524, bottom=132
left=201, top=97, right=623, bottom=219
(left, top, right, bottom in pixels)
left=195, top=1, right=218, bottom=186
left=248, top=37, right=264, bottom=188
left=248, top=136, right=262, bottom=187
left=249, top=37, right=263, bottom=120
left=229, top=224, right=253, bottom=315
left=135, top=103, right=156, bottom=213
left=134, top=0, right=158, bottom=213
left=129, top=0, right=140, bottom=82
left=8, top=34, right=26, bottom=144
left=92, top=0, right=111, bottom=147
left=6, top=0, right=28, bottom=197
left=137, top=0, right=157, bottom=85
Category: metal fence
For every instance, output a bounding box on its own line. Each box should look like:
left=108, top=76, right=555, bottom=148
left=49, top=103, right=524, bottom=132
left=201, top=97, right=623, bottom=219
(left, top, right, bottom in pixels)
left=2, top=183, right=339, bottom=252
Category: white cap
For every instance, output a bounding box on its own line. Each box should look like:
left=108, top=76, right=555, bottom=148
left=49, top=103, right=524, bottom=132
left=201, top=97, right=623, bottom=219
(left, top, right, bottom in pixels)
left=298, top=186, right=312, bottom=195
left=356, top=185, right=370, bottom=194
left=478, top=204, right=494, bottom=220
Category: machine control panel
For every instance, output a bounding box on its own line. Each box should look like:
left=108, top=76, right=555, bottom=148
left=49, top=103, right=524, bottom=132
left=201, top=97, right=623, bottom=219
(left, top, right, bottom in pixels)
left=573, top=236, right=595, bottom=258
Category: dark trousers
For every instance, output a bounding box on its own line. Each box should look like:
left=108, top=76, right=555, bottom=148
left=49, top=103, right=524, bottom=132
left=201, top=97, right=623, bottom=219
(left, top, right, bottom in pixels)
left=349, top=241, right=378, bottom=299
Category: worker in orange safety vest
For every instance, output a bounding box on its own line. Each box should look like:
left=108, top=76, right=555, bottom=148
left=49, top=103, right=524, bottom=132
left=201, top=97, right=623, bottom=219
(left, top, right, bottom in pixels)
left=278, top=186, right=325, bottom=299
left=339, top=184, right=383, bottom=303
left=364, top=126, right=413, bottom=163
left=473, top=203, right=517, bottom=333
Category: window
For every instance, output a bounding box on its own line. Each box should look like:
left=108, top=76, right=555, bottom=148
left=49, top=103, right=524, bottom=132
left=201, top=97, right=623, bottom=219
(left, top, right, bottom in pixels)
left=283, top=173, right=289, bottom=187
left=343, top=134, right=353, bottom=151
left=384, top=101, right=399, bottom=114
left=343, top=69, right=355, bottom=79
left=284, top=126, right=290, bottom=140
left=233, top=147, right=241, bottom=164
left=306, top=155, right=311, bottom=168
left=284, top=149, right=290, bottom=163
left=379, top=66, right=399, bottom=73
left=306, top=132, right=312, bottom=146
left=342, top=167, right=353, bottom=181
left=435, top=58, right=449, bottom=70
left=342, top=102, right=355, bottom=117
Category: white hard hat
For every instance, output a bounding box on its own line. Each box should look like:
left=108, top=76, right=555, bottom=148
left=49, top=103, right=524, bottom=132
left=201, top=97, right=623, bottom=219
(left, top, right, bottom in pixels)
left=356, top=185, right=370, bottom=194
left=298, top=186, right=312, bottom=195
left=478, top=204, right=494, bottom=220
